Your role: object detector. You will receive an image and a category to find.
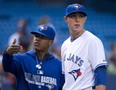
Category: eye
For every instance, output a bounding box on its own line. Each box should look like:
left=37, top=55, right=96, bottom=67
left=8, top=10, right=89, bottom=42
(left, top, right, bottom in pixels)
left=35, top=34, right=39, bottom=38
left=42, top=36, right=48, bottom=39
left=35, top=34, right=49, bottom=40
left=79, top=14, right=85, bottom=18
left=68, top=14, right=76, bottom=18
left=68, top=14, right=85, bottom=18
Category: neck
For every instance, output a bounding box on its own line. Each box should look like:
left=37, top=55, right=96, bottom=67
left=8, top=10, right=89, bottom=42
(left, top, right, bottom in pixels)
left=35, top=49, right=49, bottom=60
left=71, top=29, right=85, bottom=40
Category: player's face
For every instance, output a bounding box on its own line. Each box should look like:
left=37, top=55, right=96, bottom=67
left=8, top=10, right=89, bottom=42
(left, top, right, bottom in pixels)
left=33, top=34, right=53, bottom=52
left=64, top=13, right=86, bottom=34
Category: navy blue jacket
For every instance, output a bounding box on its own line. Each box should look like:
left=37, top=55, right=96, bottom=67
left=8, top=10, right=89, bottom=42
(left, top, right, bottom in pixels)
left=2, top=49, right=64, bottom=90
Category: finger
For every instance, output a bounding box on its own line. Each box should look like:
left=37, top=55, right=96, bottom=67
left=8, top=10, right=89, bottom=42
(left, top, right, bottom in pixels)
left=12, top=38, right=16, bottom=45
left=10, top=47, right=21, bottom=52
left=10, top=46, right=21, bottom=51
left=11, top=47, right=20, bottom=51
left=7, top=48, right=20, bottom=55
left=11, top=45, right=21, bottom=48
left=12, top=50, right=20, bottom=53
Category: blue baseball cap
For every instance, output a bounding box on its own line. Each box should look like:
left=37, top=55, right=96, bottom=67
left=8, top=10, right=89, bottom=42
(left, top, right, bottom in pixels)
left=31, top=24, right=55, bottom=40
left=65, top=3, right=87, bottom=17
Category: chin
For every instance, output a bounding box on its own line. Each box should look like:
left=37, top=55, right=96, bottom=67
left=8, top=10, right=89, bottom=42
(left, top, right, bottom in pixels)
left=34, top=47, right=41, bottom=51
left=75, top=28, right=82, bottom=32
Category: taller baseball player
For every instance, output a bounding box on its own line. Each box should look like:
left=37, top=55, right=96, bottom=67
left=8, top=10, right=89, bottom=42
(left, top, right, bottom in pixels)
left=61, top=3, right=107, bottom=90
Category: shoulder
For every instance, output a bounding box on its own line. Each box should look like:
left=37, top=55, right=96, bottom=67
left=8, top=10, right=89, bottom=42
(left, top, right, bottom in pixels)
left=85, top=31, right=103, bottom=44
left=10, top=33, right=19, bottom=38
left=13, top=49, right=35, bottom=59
left=51, top=55, right=61, bottom=63
left=49, top=55, right=62, bottom=66
left=62, top=37, right=70, bottom=46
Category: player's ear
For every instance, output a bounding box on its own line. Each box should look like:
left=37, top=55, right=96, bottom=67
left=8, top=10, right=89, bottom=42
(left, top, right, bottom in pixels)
left=48, top=40, right=53, bottom=46
left=84, top=17, right=87, bottom=23
left=64, top=16, right=67, bottom=23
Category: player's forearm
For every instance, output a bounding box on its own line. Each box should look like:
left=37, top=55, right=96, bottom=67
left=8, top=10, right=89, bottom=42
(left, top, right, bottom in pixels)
left=95, top=85, right=106, bottom=90
left=94, top=66, right=107, bottom=90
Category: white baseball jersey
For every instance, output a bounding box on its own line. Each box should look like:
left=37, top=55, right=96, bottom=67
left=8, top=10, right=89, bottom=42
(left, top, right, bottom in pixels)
left=61, top=31, right=107, bottom=90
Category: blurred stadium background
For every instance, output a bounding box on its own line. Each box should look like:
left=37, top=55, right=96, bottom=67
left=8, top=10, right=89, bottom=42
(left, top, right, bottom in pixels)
left=0, top=0, right=116, bottom=90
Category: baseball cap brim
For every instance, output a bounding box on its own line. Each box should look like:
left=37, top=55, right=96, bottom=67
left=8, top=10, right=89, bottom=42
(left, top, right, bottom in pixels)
left=66, top=10, right=87, bottom=17
left=31, top=31, right=50, bottom=39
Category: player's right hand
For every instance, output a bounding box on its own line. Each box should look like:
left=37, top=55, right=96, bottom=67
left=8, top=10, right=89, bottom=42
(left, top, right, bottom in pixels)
left=6, top=39, right=22, bottom=55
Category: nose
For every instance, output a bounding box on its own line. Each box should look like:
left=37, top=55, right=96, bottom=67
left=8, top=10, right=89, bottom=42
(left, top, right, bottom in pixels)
left=75, top=16, right=79, bottom=22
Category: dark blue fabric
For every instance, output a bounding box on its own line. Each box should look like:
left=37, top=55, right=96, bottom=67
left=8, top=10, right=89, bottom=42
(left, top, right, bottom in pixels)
left=2, top=49, right=64, bottom=90
left=65, top=3, right=87, bottom=17
left=94, top=65, right=107, bottom=86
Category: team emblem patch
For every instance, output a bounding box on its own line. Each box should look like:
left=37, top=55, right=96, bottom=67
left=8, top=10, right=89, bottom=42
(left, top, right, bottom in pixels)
left=74, top=5, right=80, bottom=9
left=40, top=26, right=47, bottom=31
left=68, top=69, right=82, bottom=81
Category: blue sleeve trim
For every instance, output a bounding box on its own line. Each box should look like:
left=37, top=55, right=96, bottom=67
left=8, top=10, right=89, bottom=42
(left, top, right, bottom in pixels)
left=94, top=63, right=108, bottom=71
left=94, top=65, right=107, bottom=86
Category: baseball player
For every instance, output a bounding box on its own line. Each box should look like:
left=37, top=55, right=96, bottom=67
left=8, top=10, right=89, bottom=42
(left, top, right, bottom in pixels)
left=2, top=24, right=64, bottom=90
left=61, top=4, right=107, bottom=90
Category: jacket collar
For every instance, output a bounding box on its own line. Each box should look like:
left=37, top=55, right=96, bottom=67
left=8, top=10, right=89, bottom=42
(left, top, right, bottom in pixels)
left=26, top=49, right=54, bottom=60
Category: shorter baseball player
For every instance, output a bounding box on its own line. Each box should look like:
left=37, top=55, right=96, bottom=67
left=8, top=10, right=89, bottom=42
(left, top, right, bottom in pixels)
left=2, top=24, right=64, bottom=90
left=61, top=3, right=107, bottom=90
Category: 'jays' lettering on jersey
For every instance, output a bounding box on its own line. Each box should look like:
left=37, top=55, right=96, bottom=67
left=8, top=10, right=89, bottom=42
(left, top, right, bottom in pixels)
left=61, top=31, right=107, bottom=90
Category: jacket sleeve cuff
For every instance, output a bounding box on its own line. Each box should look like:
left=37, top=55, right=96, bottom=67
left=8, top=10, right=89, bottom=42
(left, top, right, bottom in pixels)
left=3, top=50, right=13, bottom=60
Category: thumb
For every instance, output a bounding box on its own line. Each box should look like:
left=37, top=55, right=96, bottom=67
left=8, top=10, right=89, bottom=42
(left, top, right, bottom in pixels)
left=12, top=38, right=16, bottom=44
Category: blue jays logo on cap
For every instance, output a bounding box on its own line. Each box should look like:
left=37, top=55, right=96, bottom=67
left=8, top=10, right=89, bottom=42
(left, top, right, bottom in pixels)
left=39, top=26, right=47, bottom=31
left=65, top=3, right=87, bottom=17
left=68, top=69, right=82, bottom=81
left=74, top=5, right=80, bottom=9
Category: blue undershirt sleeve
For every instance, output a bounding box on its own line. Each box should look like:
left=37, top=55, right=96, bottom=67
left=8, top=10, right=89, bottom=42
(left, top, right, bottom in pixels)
left=94, top=65, right=107, bottom=86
